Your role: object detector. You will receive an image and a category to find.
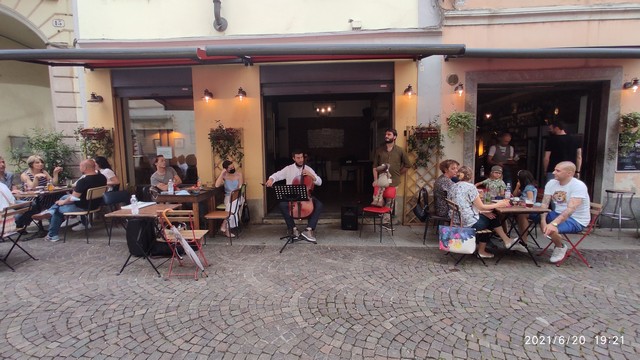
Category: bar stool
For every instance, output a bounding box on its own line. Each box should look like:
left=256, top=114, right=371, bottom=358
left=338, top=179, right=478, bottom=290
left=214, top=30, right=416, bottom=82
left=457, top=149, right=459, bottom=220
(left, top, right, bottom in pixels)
left=600, top=189, right=639, bottom=237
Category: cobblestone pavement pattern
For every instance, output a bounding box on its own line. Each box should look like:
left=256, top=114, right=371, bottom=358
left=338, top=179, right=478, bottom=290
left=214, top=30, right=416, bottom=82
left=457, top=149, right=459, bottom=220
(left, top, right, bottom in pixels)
left=0, top=227, right=638, bottom=359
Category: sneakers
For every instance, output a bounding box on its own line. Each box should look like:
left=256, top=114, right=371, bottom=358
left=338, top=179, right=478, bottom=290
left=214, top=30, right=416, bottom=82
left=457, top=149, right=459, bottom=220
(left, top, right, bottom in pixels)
left=32, top=211, right=52, bottom=221
left=291, top=227, right=300, bottom=239
left=511, top=243, right=529, bottom=254
left=72, top=222, right=92, bottom=231
left=44, top=235, right=60, bottom=242
left=550, top=244, right=568, bottom=263
left=381, top=223, right=392, bottom=231
left=301, top=228, right=317, bottom=243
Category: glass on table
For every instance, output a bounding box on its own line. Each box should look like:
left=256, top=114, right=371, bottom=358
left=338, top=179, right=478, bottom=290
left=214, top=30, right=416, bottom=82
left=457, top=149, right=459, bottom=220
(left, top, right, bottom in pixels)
left=525, top=199, right=534, bottom=208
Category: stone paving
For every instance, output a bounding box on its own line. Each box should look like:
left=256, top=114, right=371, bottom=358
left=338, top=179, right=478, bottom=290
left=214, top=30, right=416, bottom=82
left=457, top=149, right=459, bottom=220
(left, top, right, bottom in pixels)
left=0, top=223, right=639, bottom=359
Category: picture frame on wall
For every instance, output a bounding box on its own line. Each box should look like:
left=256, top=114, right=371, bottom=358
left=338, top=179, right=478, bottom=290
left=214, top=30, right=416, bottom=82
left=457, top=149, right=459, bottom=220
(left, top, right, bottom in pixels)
left=174, top=138, right=184, bottom=149
left=153, top=139, right=161, bottom=149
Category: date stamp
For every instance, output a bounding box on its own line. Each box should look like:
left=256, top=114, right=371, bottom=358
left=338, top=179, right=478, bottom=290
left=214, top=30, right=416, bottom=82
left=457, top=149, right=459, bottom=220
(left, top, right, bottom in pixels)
left=525, top=335, right=625, bottom=346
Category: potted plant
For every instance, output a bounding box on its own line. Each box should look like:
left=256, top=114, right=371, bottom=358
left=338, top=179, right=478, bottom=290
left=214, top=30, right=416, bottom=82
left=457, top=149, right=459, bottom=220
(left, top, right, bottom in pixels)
left=74, top=127, right=114, bottom=159
left=209, top=120, right=244, bottom=165
left=446, top=111, right=476, bottom=139
left=407, top=122, right=444, bottom=168
left=618, top=112, right=640, bottom=156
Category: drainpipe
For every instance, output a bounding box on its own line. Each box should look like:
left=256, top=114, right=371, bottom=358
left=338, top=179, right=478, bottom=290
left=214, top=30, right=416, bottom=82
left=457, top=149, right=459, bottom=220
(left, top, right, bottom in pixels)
left=213, top=0, right=228, bottom=32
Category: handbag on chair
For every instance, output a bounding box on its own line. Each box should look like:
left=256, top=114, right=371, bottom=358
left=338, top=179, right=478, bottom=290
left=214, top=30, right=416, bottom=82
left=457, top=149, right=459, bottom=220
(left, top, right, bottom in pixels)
left=412, top=188, right=429, bottom=222
left=438, top=225, right=476, bottom=254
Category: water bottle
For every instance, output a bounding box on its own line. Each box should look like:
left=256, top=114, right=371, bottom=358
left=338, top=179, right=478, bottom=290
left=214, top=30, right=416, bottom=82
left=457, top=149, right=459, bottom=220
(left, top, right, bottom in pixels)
left=480, top=165, right=485, bottom=177
left=130, top=194, right=139, bottom=215
left=168, top=179, right=174, bottom=195
left=505, top=183, right=512, bottom=199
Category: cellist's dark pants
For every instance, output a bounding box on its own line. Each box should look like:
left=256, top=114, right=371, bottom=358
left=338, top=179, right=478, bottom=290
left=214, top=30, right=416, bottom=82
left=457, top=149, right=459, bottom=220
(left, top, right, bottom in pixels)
left=278, top=197, right=324, bottom=230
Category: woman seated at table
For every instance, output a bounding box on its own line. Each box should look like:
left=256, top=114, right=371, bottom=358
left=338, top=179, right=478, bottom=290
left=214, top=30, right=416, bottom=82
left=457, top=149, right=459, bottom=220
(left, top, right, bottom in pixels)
left=512, top=170, right=538, bottom=247
left=95, top=156, right=120, bottom=191
left=448, top=165, right=517, bottom=258
left=215, top=160, right=243, bottom=237
left=21, top=155, right=62, bottom=190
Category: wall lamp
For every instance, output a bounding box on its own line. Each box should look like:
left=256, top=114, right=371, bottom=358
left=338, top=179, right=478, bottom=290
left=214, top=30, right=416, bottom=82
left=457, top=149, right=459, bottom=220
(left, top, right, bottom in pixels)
left=314, top=102, right=336, bottom=116
left=87, top=92, right=104, bottom=103
left=202, top=89, right=213, bottom=102
left=623, top=78, right=639, bottom=92
left=454, top=83, right=464, bottom=96
left=235, top=87, right=247, bottom=101
left=403, top=84, right=415, bottom=97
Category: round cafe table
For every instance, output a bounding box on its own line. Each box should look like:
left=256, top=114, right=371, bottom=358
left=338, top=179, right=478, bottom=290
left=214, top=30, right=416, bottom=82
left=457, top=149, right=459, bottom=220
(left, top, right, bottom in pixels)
left=600, top=189, right=639, bottom=237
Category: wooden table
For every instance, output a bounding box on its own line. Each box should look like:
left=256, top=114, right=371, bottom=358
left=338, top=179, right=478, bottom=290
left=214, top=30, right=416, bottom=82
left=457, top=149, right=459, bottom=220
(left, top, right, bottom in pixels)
left=105, top=203, right=181, bottom=276
left=494, top=205, right=550, bottom=266
left=155, top=189, right=215, bottom=230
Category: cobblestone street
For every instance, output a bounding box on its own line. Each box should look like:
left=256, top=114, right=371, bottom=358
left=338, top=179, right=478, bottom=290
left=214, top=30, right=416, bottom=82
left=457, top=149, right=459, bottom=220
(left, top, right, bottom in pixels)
left=1, top=225, right=638, bottom=359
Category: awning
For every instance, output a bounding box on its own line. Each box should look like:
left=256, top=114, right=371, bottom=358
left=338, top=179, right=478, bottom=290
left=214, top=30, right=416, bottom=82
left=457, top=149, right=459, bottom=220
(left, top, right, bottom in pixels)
left=0, top=44, right=466, bottom=69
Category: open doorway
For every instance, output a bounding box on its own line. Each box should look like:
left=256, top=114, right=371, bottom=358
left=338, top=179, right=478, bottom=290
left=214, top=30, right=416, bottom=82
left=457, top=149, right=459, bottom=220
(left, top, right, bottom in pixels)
left=475, top=81, right=606, bottom=195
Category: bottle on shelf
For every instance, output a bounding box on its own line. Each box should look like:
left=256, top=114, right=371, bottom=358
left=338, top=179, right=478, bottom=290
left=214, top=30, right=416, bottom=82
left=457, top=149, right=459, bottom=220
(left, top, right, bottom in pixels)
left=130, top=194, right=139, bottom=215
left=168, top=178, right=174, bottom=195
left=479, top=165, right=485, bottom=177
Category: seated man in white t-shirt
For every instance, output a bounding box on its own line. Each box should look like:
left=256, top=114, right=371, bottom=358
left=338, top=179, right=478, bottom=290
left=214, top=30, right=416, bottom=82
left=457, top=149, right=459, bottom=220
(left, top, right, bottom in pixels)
left=539, top=161, right=591, bottom=263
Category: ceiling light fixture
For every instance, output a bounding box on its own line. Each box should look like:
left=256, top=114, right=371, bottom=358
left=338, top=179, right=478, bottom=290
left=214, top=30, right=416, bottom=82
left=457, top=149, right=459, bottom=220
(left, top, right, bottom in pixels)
left=314, top=102, right=336, bottom=116
left=87, top=92, right=104, bottom=103
left=623, top=78, right=639, bottom=92
left=235, top=87, right=247, bottom=101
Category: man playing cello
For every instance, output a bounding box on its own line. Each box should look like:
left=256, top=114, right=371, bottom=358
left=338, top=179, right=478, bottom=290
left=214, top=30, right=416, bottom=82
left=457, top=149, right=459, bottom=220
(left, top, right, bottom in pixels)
left=265, top=149, right=323, bottom=243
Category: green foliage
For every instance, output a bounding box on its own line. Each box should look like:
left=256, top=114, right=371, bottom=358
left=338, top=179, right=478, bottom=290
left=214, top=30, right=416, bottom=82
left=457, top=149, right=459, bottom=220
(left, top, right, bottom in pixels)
left=446, top=111, right=476, bottom=139
left=73, top=127, right=114, bottom=159
left=407, top=122, right=444, bottom=168
left=8, top=128, right=74, bottom=179
left=618, top=112, right=640, bottom=156
left=208, top=120, right=244, bottom=166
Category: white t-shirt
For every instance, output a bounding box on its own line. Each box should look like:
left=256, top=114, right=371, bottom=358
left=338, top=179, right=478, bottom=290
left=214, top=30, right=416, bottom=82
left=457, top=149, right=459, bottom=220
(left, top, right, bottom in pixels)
left=544, top=178, right=591, bottom=226
left=0, top=183, right=15, bottom=210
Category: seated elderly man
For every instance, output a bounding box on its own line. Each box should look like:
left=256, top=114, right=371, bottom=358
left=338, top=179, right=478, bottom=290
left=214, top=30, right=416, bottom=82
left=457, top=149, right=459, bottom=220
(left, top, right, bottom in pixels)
left=540, top=161, right=591, bottom=263
left=32, top=159, right=107, bottom=242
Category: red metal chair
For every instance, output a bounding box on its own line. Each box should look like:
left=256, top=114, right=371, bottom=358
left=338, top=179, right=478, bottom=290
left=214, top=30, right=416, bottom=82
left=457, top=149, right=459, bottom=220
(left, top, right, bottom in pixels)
left=159, top=209, right=209, bottom=280
left=539, top=202, right=602, bottom=268
left=359, top=186, right=396, bottom=242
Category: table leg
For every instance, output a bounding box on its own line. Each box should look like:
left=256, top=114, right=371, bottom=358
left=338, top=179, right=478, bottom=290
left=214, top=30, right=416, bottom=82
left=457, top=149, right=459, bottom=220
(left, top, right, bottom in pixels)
left=192, top=201, right=200, bottom=229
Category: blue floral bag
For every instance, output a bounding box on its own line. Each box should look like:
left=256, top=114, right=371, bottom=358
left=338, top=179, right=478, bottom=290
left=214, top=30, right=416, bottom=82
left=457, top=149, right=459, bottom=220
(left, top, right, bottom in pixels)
left=438, top=225, right=476, bottom=254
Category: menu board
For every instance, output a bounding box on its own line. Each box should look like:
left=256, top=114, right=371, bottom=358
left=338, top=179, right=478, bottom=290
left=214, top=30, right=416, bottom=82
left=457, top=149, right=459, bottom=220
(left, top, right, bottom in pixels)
left=616, top=138, right=640, bottom=172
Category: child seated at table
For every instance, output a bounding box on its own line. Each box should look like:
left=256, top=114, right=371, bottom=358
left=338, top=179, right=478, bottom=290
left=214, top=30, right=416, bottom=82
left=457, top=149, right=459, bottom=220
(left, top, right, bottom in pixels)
left=475, top=165, right=506, bottom=199
left=512, top=170, right=538, bottom=251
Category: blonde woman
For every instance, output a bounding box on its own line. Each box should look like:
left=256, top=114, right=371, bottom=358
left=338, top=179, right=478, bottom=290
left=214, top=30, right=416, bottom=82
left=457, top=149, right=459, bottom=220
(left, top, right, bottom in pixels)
left=20, top=155, right=62, bottom=190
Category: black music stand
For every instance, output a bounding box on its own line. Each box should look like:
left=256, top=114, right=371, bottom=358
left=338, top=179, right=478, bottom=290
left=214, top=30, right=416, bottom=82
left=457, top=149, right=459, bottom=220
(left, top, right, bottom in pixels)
left=274, top=184, right=309, bottom=253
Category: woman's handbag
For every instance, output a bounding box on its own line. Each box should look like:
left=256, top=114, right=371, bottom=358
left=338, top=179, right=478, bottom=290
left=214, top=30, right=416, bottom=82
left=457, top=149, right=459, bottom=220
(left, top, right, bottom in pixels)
left=412, top=188, right=429, bottom=222
left=241, top=203, right=250, bottom=224
left=438, top=225, right=476, bottom=254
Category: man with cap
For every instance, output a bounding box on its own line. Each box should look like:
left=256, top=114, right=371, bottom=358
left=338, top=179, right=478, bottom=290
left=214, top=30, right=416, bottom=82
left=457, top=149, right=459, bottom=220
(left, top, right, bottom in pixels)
left=475, top=165, right=507, bottom=198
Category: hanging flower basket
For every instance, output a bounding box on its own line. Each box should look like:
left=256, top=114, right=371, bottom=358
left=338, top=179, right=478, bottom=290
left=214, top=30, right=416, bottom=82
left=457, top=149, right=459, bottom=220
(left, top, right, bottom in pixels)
left=415, top=127, right=440, bottom=139
left=209, top=120, right=244, bottom=165
left=79, top=128, right=108, bottom=140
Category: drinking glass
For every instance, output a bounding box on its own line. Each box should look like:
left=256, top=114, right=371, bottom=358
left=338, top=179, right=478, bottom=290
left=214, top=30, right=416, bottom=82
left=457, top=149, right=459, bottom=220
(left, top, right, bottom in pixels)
left=525, top=199, right=534, bottom=208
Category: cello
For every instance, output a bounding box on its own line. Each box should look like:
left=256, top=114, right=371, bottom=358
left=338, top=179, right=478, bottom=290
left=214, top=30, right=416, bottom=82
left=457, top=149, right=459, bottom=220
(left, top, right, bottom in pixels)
left=289, top=163, right=315, bottom=219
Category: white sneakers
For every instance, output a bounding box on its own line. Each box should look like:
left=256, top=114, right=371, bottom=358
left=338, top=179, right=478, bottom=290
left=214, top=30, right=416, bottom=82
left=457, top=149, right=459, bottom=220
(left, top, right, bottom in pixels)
left=550, top=245, right=568, bottom=263
left=72, top=223, right=92, bottom=231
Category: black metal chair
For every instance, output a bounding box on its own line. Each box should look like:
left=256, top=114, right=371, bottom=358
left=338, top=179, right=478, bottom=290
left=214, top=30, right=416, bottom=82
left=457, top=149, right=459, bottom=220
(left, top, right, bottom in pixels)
left=1, top=202, right=38, bottom=271
left=103, top=190, right=131, bottom=245
left=422, top=187, right=450, bottom=244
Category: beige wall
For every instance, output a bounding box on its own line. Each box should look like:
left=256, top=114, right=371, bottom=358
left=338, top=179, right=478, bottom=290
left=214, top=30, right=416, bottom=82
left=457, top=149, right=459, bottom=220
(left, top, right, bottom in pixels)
left=76, top=0, right=419, bottom=39
left=447, top=0, right=634, bottom=10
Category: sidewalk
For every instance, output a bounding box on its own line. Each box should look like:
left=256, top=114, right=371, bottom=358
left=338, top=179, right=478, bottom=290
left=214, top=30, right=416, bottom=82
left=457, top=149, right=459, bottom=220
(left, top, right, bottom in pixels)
left=0, top=222, right=638, bottom=359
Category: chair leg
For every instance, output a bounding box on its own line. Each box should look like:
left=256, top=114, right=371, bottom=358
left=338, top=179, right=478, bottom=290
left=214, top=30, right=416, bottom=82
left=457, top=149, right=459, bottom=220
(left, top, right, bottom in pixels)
left=63, top=217, right=70, bottom=243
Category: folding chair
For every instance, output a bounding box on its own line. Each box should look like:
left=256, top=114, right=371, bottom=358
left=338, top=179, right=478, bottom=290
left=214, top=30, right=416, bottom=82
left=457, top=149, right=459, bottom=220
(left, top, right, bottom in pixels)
left=444, top=198, right=492, bottom=266
left=62, top=185, right=108, bottom=243
left=204, top=187, right=242, bottom=244
left=420, top=187, right=450, bottom=244
left=102, top=190, right=131, bottom=245
left=1, top=202, right=38, bottom=271
left=159, top=209, right=209, bottom=280
left=359, top=186, right=395, bottom=243
left=539, top=202, right=602, bottom=268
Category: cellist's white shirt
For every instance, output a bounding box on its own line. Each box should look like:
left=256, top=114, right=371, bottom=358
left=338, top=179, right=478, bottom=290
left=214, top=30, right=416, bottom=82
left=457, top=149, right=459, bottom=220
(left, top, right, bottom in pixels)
left=268, top=164, right=322, bottom=186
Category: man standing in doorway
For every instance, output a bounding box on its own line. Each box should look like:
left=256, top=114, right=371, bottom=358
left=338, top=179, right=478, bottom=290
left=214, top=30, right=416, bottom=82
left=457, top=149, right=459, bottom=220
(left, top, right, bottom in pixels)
left=372, top=128, right=411, bottom=228
left=543, top=120, right=582, bottom=183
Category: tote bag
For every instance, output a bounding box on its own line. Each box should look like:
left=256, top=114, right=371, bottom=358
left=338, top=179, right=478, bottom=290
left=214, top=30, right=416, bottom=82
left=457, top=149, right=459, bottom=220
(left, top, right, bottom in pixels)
left=438, top=225, right=476, bottom=254
left=412, top=188, right=429, bottom=222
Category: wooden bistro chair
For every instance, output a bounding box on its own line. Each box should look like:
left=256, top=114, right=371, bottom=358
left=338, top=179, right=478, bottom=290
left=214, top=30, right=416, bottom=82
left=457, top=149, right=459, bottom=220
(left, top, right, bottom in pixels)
left=444, top=198, right=493, bottom=267
left=1, top=202, right=37, bottom=271
left=159, top=209, right=209, bottom=280
left=360, top=186, right=396, bottom=243
left=205, top=187, right=243, bottom=245
left=539, top=202, right=602, bottom=268
left=62, top=185, right=108, bottom=243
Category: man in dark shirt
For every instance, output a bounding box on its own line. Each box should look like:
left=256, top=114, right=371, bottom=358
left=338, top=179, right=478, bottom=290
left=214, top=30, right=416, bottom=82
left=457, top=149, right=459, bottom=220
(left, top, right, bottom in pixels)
left=32, top=159, right=107, bottom=242
left=543, top=120, right=582, bottom=183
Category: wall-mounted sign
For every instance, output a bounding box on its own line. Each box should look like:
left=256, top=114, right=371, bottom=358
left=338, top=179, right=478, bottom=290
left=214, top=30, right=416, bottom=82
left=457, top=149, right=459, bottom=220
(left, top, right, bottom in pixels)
left=52, top=19, right=65, bottom=27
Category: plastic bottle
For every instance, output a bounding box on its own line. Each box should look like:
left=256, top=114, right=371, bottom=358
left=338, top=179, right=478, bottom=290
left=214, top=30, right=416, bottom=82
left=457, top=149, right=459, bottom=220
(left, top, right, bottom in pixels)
left=168, top=179, right=174, bottom=195
left=505, top=183, right=512, bottom=199
left=130, top=194, right=139, bottom=215
left=484, top=190, right=491, bottom=204
left=479, top=165, right=485, bottom=177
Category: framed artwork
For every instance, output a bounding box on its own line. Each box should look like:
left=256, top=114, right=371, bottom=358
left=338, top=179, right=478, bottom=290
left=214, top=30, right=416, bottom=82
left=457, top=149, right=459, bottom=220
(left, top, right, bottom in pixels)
left=153, top=139, right=161, bottom=149
left=174, top=138, right=185, bottom=149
